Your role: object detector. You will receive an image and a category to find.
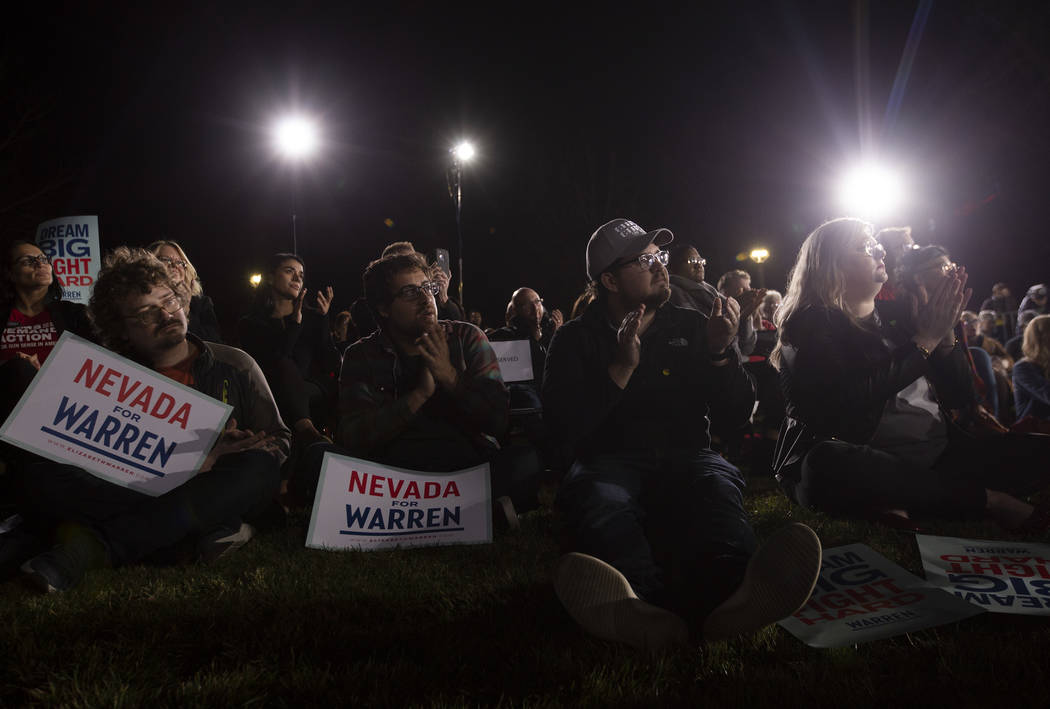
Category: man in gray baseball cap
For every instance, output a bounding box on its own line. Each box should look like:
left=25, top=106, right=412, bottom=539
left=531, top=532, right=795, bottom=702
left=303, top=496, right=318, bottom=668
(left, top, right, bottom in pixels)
left=585, top=219, right=674, bottom=282
left=543, top=217, right=822, bottom=651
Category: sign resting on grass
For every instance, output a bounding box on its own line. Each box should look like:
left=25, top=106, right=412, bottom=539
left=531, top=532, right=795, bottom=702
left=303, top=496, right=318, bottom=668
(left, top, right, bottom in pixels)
left=489, top=340, right=533, bottom=383
left=35, top=215, right=101, bottom=304
left=306, top=451, right=492, bottom=551
left=0, top=332, right=231, bottom=497
left=777, top=543, right=983, bottom=648
left=917, top=534, right=1050, bottom=615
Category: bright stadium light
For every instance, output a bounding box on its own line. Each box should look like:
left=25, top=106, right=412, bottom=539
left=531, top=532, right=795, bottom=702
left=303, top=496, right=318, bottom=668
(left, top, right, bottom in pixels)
left=452, top=141, right=476, bottom=163
left=249, top=273, right=262, bottom=287
left=837, top=163, right=904, bottom=219
left=273, top=115, right=319, bottom=160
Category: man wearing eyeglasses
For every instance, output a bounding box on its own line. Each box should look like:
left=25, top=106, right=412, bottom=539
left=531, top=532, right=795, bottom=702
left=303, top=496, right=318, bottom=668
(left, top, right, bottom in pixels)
left=667, top=243, right=720, bottom=316
left=544, top=218, right=821, bottom=650
left=326, top=252, right=518, bottom=510
left=18, top=247, right=289, bottom=592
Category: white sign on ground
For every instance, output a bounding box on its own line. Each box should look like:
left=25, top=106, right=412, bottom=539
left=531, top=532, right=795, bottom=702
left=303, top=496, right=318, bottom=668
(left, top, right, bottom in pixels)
left=306, top=451, right=492, bottom=551
left=918, top=534, right=1050, bottom=615
left=35, top=215, right=101, bottom=304
left=0, top=332, right=231, bottom=497
left=489, top=340, right=533, bottom=383
left=778, top=543, right=983, bottom=648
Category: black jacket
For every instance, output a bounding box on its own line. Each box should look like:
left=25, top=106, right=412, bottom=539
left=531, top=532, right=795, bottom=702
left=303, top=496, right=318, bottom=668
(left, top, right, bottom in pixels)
left=773, top=304, right=976, bottom=483
left=542, top=301, right=755, bottom=461
left=237, top=308, right=340, bottom=387
left=188, top=295, right=222, bottom=343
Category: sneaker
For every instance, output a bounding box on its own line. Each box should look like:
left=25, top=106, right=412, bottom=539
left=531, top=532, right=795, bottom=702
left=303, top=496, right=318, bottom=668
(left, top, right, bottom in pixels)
left=702, top=522, right=822, bottom=641
left=20, top=523, right=109, bottom=594
left=1, top=520, right=44, bottom=580
left=495, top=496, right=520, bottom=532
left=198, top=522, right=254, bottom=564
left=553, top=552, right=689, bottom=653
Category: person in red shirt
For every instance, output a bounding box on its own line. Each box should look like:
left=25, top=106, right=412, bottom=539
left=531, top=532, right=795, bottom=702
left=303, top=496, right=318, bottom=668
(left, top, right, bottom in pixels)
left=0, top=241, right=92, bottom=418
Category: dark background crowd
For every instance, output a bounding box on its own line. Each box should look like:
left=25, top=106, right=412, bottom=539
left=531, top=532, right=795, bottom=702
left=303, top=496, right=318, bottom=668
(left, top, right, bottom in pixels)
left=3, top=2, right=1050, bottom=335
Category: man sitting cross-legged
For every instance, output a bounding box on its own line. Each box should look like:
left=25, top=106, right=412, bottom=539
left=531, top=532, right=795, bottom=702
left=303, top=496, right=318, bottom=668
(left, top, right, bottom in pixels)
left=544, top=218, right=822, bottom=650
left=18, top=247, right=289, bottom=592
left=294, top=253, right=528, bottom=521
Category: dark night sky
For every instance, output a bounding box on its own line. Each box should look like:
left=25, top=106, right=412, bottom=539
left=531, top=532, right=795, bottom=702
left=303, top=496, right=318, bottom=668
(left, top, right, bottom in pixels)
left=3, top=1, right=1050, bottom=331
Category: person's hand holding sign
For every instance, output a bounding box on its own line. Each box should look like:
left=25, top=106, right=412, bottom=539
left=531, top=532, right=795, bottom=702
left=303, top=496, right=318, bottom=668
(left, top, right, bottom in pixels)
left=417, top=324, right=459, bottom=392
left=15, top=352, right=41, bottom=370
left=201, top=418, right=279, bottom=472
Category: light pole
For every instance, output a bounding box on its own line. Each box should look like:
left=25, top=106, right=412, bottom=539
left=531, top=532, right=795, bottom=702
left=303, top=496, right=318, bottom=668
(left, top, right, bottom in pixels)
left=749, top=248, right=769, bottom=288
left=447, top=140, right=475, bottom=306
left=272, top=115, right=319, bottom=254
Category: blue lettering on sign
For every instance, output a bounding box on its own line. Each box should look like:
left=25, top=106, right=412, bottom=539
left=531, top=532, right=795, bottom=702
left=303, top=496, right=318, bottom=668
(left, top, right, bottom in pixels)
left=42, top=396, right=176, bottom=477
left=38, top=236, right=91, bottom=259
left=340, top=504, right=464, bottom=536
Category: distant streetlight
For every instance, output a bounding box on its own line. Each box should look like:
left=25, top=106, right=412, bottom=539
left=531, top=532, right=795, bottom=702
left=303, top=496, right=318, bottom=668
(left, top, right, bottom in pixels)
left=836, top=163, right=904, bottom=220
left=749, top=248, right=770, bottom=288
left=249, top=273, right=263, bottom=287
left=447, top=140, right=476, bottom=306
left=749, top=248, right=769, bottom=264
left=271, top=114, right=320, bottom=254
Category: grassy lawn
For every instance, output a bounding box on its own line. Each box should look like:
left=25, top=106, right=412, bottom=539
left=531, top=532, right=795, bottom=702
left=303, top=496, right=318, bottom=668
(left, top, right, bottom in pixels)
left=3, top=474, right=1050, bottom=707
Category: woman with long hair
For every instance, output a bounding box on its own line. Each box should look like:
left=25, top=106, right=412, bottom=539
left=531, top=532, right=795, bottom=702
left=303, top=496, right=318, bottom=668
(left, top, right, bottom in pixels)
left=237, top=253, right=338, bottom=446
left=1013, top=315, right=1050, bottom=424
left=771, top=218, right=1050, bottom=532
left=0, top=240, right=93, bottom=418
left=148, top=240, right=221, bottom=342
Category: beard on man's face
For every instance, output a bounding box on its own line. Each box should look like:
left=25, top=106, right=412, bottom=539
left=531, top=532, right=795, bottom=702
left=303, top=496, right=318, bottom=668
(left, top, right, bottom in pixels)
left=642, top=284, right=671, bottom=310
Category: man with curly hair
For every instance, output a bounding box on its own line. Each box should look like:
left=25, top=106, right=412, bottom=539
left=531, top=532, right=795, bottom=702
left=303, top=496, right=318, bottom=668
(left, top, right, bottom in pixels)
left=18, top=248, right=290, bottom=592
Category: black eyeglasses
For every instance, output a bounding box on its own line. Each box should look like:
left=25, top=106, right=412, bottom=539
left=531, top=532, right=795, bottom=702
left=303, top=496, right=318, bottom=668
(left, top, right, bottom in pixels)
left=14, top=255, right=52, bottom=268
left=125, top=293, right=184, bottom=326
left=686, top=257, right=707, bottom=267
left=393, top=281, right=440, bottom=301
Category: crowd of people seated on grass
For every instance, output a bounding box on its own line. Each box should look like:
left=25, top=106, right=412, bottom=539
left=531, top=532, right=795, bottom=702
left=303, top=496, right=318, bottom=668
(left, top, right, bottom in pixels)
left=1, top=218, right=1048, bottom=651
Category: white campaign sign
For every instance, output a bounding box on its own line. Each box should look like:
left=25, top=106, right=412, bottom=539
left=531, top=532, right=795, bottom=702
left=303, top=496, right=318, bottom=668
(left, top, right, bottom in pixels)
left=778, top=543, right=983, bottom=648
left=306, top=451, right=492, bottom=551
left=35, top=215, right=101, bottom=304
left=917, top=534, right=1050, bottom=615
left=489, top=340, right=533, bottom=383
left=0, top=332, right=232, bottom=497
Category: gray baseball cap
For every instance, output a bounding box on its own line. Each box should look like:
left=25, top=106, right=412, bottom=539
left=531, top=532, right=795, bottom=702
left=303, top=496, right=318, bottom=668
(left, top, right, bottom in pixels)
left=586, top=218, right=674, bottom=281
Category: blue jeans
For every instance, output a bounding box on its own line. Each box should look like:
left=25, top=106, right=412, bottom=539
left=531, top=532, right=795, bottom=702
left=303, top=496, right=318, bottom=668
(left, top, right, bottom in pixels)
left=556, top=449, right=756, bottom=628
left=18, top=450, right=280, bottom=565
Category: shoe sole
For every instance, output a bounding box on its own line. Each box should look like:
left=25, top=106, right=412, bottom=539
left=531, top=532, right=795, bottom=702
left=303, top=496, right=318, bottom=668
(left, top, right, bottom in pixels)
left=495, top=496, right=520, bottom=532
left=554, top=552, right=688, bottom=652
left=200, top=523, right=255, bottom=564
left=19, top=560, right=58, bottom=594
left=703, top=523, right=822, bottom=641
